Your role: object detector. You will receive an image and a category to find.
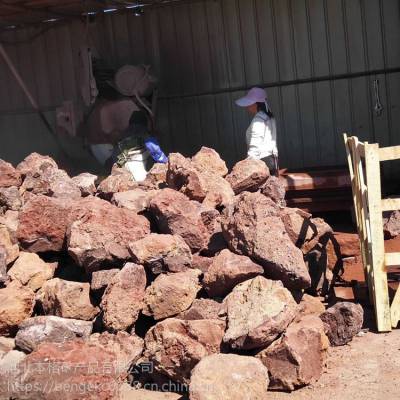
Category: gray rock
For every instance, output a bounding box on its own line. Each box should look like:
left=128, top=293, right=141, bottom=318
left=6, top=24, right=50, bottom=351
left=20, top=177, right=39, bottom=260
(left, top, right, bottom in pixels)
left=15, top=316, right=93, bottom=352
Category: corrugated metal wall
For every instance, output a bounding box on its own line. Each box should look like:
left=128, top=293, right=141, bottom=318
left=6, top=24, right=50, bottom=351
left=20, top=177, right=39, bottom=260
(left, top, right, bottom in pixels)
left=0, top=0, right=399, bottom=171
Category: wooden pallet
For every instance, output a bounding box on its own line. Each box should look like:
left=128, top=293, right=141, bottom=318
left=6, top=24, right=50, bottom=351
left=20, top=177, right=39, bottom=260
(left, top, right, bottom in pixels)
left=344, top=134, right=400, bottom=331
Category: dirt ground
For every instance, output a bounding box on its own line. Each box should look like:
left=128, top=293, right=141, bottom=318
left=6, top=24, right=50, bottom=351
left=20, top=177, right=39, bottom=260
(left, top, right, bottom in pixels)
left=268, top=328, right=400, bottom=400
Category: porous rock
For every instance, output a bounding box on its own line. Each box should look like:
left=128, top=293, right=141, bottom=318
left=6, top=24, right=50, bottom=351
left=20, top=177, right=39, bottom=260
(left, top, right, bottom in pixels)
left=38, top=278, right=99, bottom=321
left=256, top=315, right=329, bottom=391
left=177, top=299, right=224, bottom=321
left=223, top=276, right=298, bottom=350
left=225, top=158, right=269, bottom=194
left=0, top=281, right=35, bottom=336
left=0, top=221, right=19, bottom=265
left=149, top=189, right=209, bottom=253
left=90, top=269, right=120, bottom=291
left=143, top=269, right=201, bottom=320
left=260, top=175, right=286, bottom=206
left=16, top=152, right=58, bottom=177
left=191, top=147, right=228, bottom=177
left=7, top=252, right=57, bottom=291
left=0, top=186, right=22, bottom=211
left=221, top=192, right=311, bottom=290
left=112, top=189, right=157, bottom=213
left=203, top=249, right=263, bottom=298
left=71, top=172, right=98, bottom=196
left=101, top=263, right=146, bottom=331
left=320, top=301, right=363, bottom=346
left=189, top=353, right=270, bottom=400
left=129, top=233, right=192, bottom=274
left=15, top=316, right=93, bottom=352
left=0, top=159, right=22, bottom=188
left=67, top=196, right=150, bottom=272
left=143, top=318, right=225, bottom=384
left=15, top=340, right=123, bottom=400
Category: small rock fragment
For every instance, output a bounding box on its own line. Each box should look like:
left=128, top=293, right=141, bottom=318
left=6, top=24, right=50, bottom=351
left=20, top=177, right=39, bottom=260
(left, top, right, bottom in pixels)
left=320, top=301, right=364, bottom=346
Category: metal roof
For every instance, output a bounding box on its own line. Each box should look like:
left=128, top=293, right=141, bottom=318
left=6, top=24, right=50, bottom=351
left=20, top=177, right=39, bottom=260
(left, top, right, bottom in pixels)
left=0, top=0, right=184, bottom=28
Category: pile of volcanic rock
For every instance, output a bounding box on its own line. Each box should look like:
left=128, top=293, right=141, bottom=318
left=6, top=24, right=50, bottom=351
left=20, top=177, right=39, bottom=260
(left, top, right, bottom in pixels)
left=0, top=149, right=364, bottom=400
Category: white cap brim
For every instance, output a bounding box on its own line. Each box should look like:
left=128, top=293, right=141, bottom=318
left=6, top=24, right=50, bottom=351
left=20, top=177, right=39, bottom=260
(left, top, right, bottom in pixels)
left=235, top=96, right=255, bottom=107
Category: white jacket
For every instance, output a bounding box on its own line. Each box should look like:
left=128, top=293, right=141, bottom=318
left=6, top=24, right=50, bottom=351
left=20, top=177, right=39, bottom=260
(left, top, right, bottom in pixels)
left=246, top=111, right=278, bottom=159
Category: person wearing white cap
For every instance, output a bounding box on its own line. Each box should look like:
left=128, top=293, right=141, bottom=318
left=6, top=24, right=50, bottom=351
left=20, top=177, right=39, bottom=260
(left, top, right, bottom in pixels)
left=235, top=87, right=278, bottom=176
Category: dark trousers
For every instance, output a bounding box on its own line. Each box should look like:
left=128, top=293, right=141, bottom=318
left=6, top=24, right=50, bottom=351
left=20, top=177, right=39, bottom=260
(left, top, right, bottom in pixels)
left=261, top=155, right=279, bottom=177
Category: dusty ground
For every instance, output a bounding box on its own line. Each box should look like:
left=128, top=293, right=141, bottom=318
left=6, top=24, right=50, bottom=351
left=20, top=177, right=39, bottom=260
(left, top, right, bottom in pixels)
left=268, top=329, right=400, bottom=400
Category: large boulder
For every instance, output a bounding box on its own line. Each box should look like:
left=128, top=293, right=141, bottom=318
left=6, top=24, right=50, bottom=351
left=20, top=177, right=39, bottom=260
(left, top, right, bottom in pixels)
left=203, top=249, right=263, bottom=298
left=112, top=189, right=157, bottom=213
left=221, top=192, right=311, bottom=290
left=260, top=175, right=286, bottom=206
left=0, top=186, right=22, bottom=211
left=14, top=340, right=124, bottom=400
left=177, top=299, right=224, bottom=321
left=143, top=318, right=225, bottom=384
left=256, top=315, right=329, bottom=391
left=129, top=233, right=192, bottom=274
left=320, top=301, right=363, bottom=346
left=223, top=276, right=298, bottom=350
left=191, top=147, right=228, bottom=177
left=101, top=263, right=146, bottom=331
left=225, top=159, right=269, bottom=194
left=0, top=281, right=35, bottom=336
left=7, top=252, right=57, bottom=291
left=15, top=316, right=93, bottom=352
left=189, top=353, right=269, bottom=400
left=71, top=172, right=98, bottom=196
left=88, top=331, right=143, bottom=372
left=149, top=189, right=209, bottom=253
left=0, top=220, right=19, bottom=265
left=38, top=278, right=99, bottom=321
left=0, top=159, right=22, bottom=188
left=17, top=195, right=72, bottom=252
left=67, top=197, right=150, bottom=272
left=143, top=269, right=201, bottom=320
left=167, top=153, right=234, bottom=208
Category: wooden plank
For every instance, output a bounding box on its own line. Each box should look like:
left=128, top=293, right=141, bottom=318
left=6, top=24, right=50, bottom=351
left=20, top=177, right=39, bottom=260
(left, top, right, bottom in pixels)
left=391, top=286, right=400, bottom=328
left=384, top=252, right=400, bottom=267
left=381, top=198, right=400, bottom=212
left=364, top=143, right=392, bottom=332
left=349, top=136, right=374, bottom=304
left=378, top=145, right=400, bottom=162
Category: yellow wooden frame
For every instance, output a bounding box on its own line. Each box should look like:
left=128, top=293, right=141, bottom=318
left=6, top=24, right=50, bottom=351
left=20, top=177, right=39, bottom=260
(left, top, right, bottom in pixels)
left=344, top=134, right=400, bottom=331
